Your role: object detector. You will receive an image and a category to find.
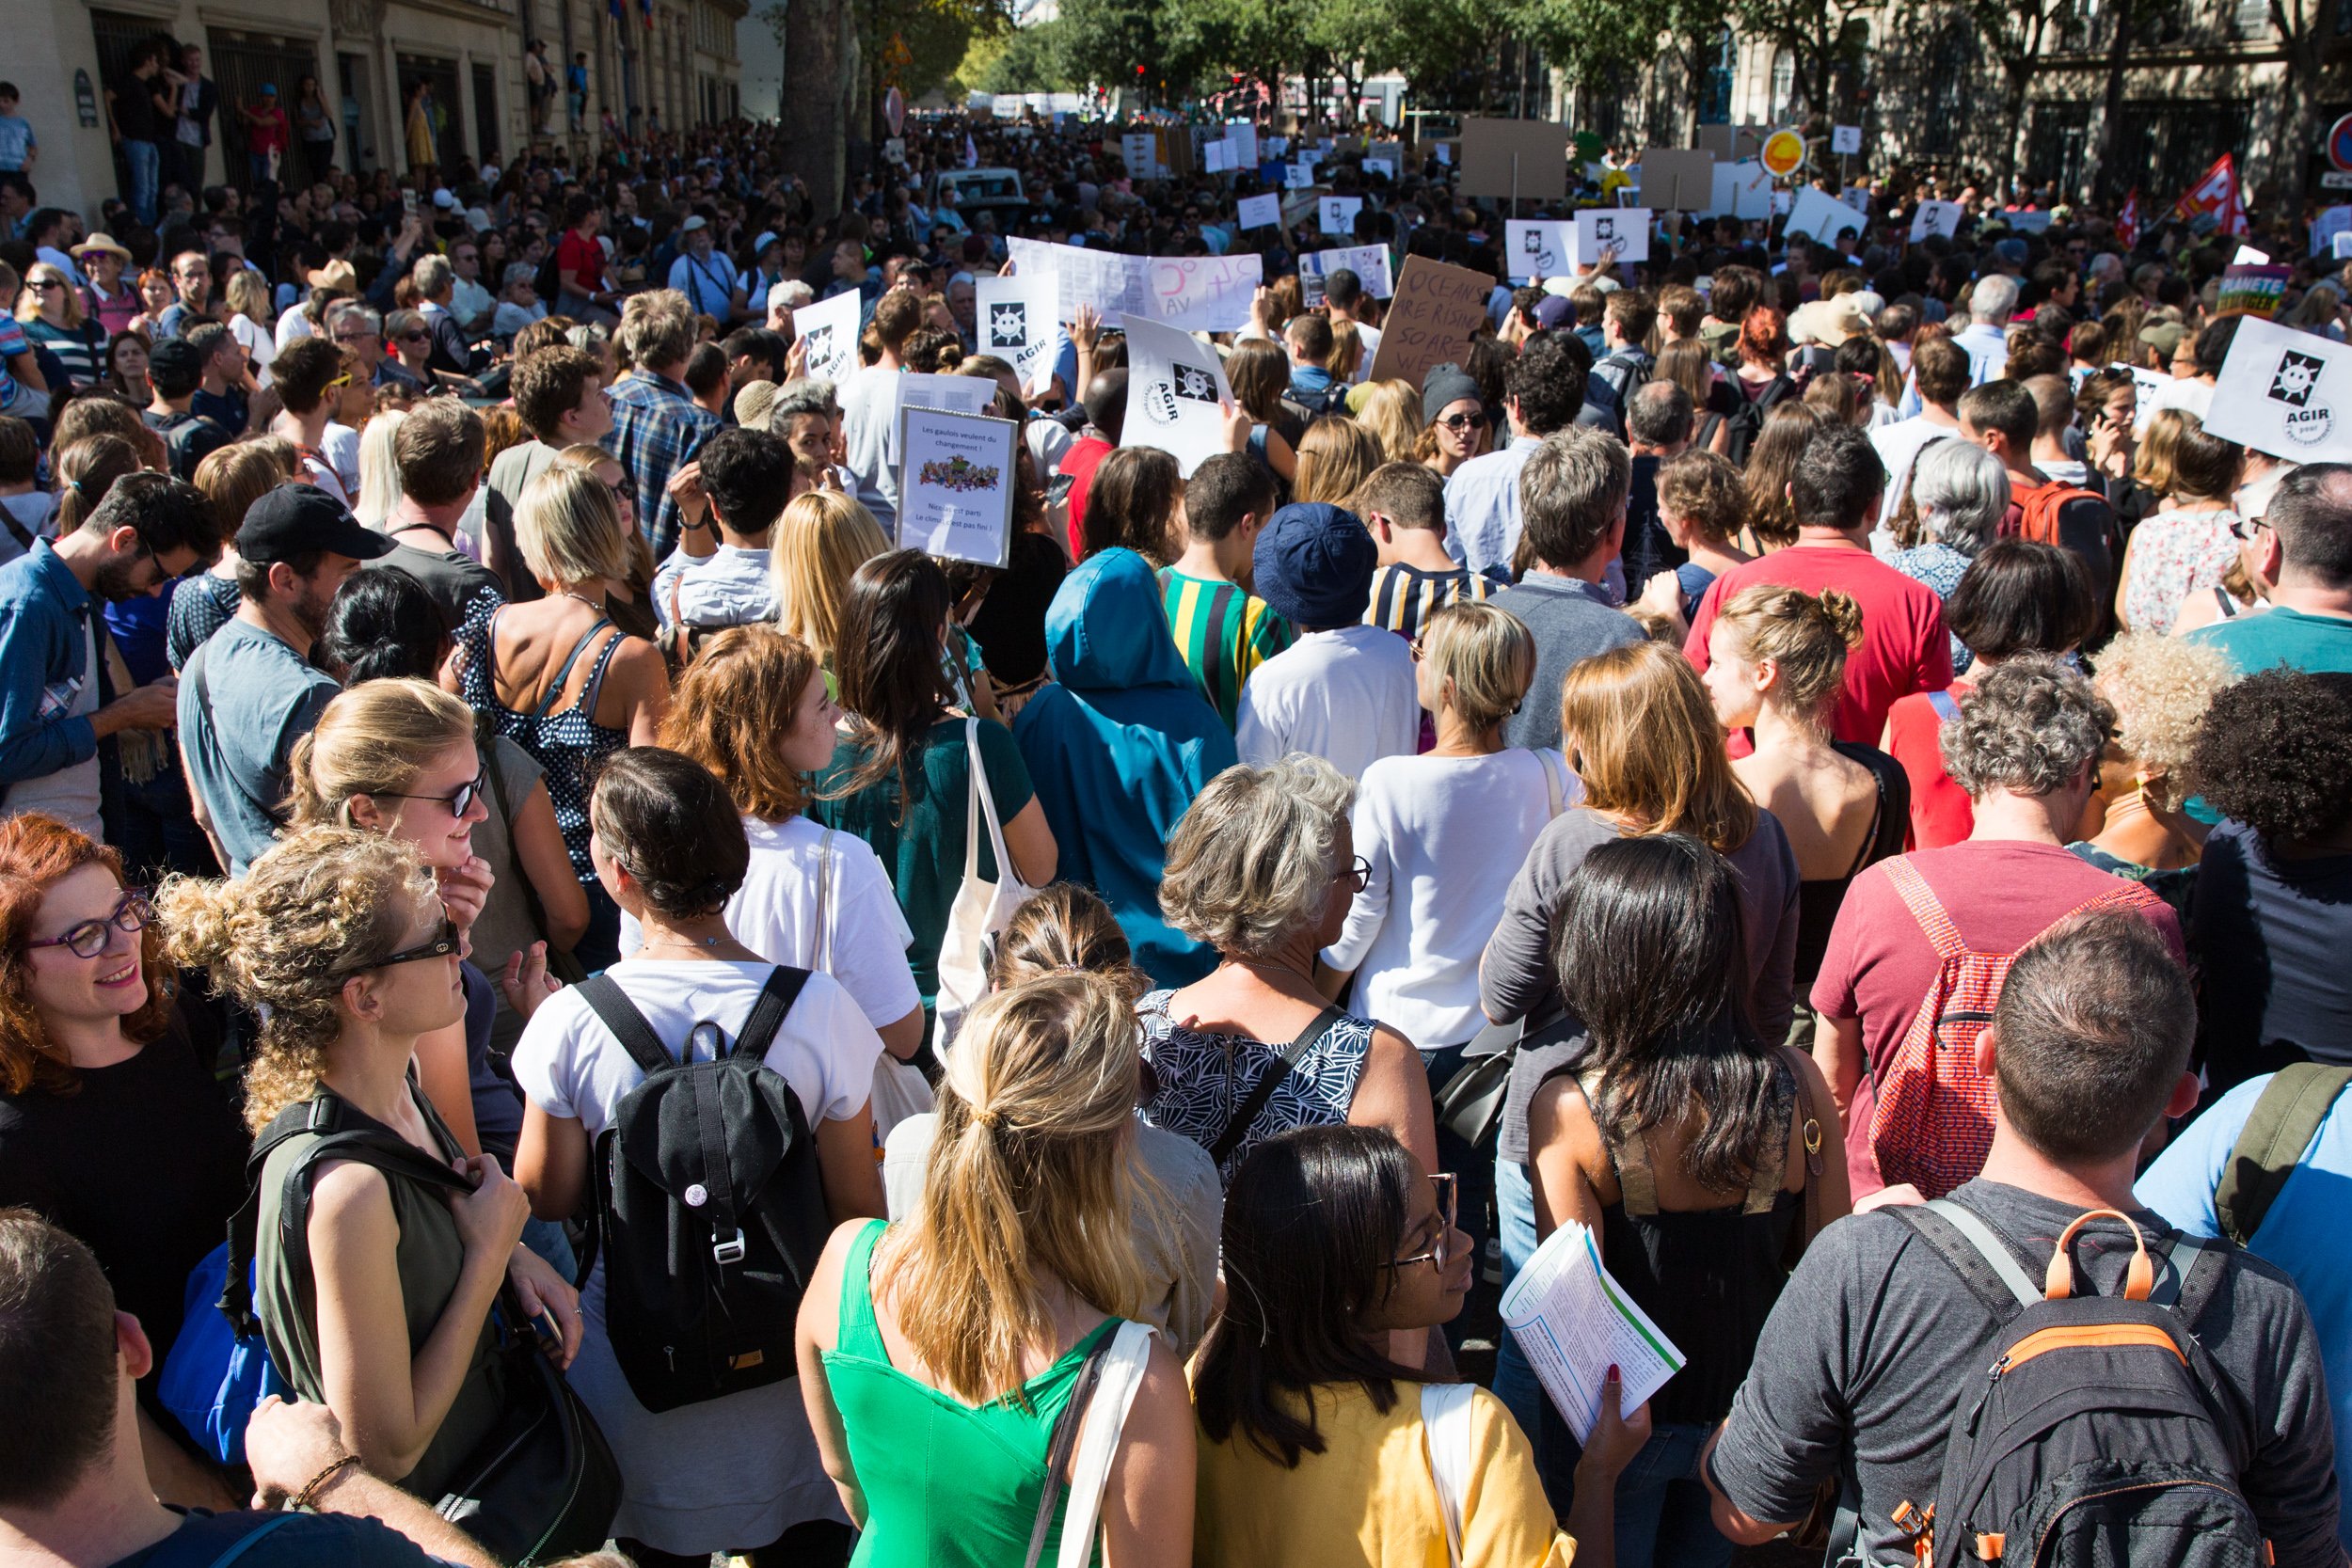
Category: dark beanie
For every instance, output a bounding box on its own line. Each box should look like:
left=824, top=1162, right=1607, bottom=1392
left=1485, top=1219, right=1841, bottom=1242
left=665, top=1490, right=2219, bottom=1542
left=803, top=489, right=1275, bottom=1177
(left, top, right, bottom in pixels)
left=1252, top=503, right=1376, bottom=629
left=1422, top=364, right=1483, bottom=424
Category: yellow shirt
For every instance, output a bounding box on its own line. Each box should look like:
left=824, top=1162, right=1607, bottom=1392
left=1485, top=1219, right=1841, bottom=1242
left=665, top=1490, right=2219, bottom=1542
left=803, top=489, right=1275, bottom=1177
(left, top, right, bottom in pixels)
left=1193, top=1380, right=1576, bottom=1568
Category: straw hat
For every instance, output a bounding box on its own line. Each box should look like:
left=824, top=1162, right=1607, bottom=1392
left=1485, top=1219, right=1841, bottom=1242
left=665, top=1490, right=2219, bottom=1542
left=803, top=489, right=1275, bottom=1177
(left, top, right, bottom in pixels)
left=732, top=379, right=779, bottom=432
left=70, top=233, right=134, bottom=263
left=307, top=259, right=359, bottom=293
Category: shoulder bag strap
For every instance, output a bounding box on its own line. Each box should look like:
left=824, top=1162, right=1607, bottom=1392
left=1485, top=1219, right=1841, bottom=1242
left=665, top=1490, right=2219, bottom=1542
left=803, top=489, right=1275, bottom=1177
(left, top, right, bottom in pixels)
left=1207, top=1006, right=1346, bottom=1168
left=1776, top=1045, right=1827, bottom=1248
left=1926, top=688, right=1961, bottom=723
left=965, top=716, right=1019, bottom=891
left=814, top=829, right=837, bottom=973
left=1882, top=855, right=1967, bottom=963
left=2215, top=1064, right=2352, bottom=1246
left=1023, top=1336, right=1113, bottom=1568
left=960, top=716, right=984, bottom=889
left=731, top=965, right=812, bottom=1060
left=576, top=974, right=677, bottom=1076
left=1420, top=1381, right=1478, bottom=1568
left=1898, top=1197, right=2042, bottom=1313
left=1054, top=1322, right=1158, bottom=1568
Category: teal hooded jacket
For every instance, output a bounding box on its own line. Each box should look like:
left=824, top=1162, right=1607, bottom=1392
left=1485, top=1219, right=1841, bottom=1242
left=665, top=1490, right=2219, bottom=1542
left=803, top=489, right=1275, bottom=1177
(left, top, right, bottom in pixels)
left=1012, top=547, right=1238, bottom=986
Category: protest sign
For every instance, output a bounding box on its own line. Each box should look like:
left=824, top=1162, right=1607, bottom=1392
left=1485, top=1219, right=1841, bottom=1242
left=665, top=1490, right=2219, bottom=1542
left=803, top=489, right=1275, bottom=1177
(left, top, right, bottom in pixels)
left=898, top=408, right=1019, bottom=568
left=1319, top=195, right=1364, bottom=235
left=790, top=288, right=861, bottom=386
left=1224, top=121, right=1258, bottom=166
left=1365, top=155, right=1397, bottom=180
left=898, top=372, right=997, bottom=419
left=1203, top=140, right=1232, bottom=174
left=1504, top=219, right=1574, bottom=282
left=2201, top=315, right=2352, bottom=461
left=1364, top=257, right=1493, bottom=390
left=1286, top=161, right=1317, bottom=190
left=1785, top=186, right=1864, bottom=245
left=2007, top=210, right=2055, bottom=233
left=1119, top=314, right=1235, bottom=477
left=1571, top=206, right=1650, bottom=266
left=1144, top=253, right=1263, bottom=332
left=1831, top=124, right=1863, bottom=155
left=1120, top=133, right=1155, bottom=181
left=2233, top=244, right=2273, bottom=265
left=1236, top=192, right=1283, bottom=230
left=1301, top=244, right=1395, bottom=306
left=1459, top=118, right=1568, bottom=201
left=1837, top=185, right=1871, bottom=215
left=1911, top=198, right=1964, bottom=242
left=1706, top=161, right=1772, bottom=220
left=1759, top=129, right=1806, bottom=177
left=2312, top=205, right=2352, bottom=257
left=1434, top=141, right=1453, bottom=166
left=2337, top=232, right=2352, bottom=261
left=1695, top=124, right=1767, bottom=161
left=2127, top=365, right=2168, bottom=430
left=974, top=272, right=1060, bottom=393
left=1636, top=148, right=1715, bottom=212
left=2216, top=264, right=2292, bottom=319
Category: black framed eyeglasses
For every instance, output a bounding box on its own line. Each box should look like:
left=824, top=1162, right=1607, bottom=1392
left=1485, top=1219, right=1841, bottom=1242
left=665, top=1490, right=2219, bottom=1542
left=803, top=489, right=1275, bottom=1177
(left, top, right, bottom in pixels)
left=1385, top=1173, right=1460, bottom=1272
left=1343, top=854, right=1373, bottom=892
left=365, top=918, right=463, bottom=973
left=371, top=769, right=486, bottom=820
left=23, top=892, right=151, bottom=960
left=2230, top=514, right=2270, bottom=542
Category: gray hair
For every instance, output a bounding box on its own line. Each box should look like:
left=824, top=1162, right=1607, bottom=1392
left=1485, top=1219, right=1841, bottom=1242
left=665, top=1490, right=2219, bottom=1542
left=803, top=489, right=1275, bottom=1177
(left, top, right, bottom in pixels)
left=326, top=300, right=380, bottom=334
left=768, top=279, right=815, bottom=311
left=502, top=261, right=538, bottom=291
left=770, top=376, right=839, bottom=422
left=1939, top=655, right=2114, bottom=801
left=1912, top=439, right=2010, bottom=553
left=1970, top=274, right=2020, bottom=326
left=409, top=253, right=453, bottom=297
left=1159, top=755, right=1357, bottom=959
left=383, top=308, right=424, bottom=345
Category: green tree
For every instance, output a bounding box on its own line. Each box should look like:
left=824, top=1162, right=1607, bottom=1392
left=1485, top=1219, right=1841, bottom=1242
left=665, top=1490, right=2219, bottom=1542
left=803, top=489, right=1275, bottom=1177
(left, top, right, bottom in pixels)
left=2268, top=0, right=2345, bottom=215
left=1966, top=0, right=2077, bottom=193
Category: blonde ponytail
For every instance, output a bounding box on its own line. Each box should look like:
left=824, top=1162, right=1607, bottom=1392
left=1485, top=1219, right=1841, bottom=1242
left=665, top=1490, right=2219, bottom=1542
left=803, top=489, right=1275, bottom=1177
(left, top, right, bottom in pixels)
left=284, top=679, right=478, bottom=830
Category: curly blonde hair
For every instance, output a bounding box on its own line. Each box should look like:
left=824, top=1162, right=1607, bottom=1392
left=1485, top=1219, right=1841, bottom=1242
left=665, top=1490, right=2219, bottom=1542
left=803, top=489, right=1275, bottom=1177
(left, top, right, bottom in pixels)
left=158, top=828, right=437, bottom=1131
left=2090, top=633, right=2239, bottom=811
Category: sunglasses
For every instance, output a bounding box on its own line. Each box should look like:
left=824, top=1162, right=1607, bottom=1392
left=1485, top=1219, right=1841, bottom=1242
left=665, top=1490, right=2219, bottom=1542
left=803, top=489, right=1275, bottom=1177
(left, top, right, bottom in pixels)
left=325, top=372, right=354, bottom=389
left=1438, top=410, right=1487, bottom=432
left=1386, top=1173, right=1460, bottom=1272
left=371, top=768, right=486, bottom=820
left=359, top=918, right=464, bottom=974
left=27, top=278, right=65, bottom=292
left=400, top=330, right=429, bottom=342
left=23, top=891, right=151, bottom=960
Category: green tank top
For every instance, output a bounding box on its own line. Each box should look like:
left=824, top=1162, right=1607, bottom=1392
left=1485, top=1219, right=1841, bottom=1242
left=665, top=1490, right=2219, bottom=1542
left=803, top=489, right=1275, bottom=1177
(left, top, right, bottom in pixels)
left=826, top=1220, right=1120, bottom=1568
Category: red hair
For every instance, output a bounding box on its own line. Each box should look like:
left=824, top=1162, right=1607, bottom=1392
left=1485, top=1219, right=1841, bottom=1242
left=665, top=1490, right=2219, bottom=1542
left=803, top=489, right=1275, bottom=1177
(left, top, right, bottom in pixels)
left=0, top=814, right=176, bottom=1096
left=1740, top=306, right=1790, bottom=368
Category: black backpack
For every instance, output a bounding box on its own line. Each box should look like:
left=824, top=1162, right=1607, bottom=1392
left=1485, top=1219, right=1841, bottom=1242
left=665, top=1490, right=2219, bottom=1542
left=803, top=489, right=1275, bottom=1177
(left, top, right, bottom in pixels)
left=1887, top=1198, right=2265, bottom=1568
left=574, top=966, right=830, bottom=1414
left=154, top=409, right=230, bottom=482
left=1719, top=373, right=1794, bottom=467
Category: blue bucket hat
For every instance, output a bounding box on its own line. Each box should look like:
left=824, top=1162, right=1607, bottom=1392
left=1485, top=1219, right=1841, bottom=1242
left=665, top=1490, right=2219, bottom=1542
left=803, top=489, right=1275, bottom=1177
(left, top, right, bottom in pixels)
left=1252, top=502, right=1375, bottom=629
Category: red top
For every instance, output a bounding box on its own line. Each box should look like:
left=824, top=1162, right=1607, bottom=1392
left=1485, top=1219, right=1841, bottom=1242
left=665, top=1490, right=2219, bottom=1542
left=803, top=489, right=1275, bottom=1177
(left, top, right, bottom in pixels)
left=1059, top=435, right=1115, bottom=560
left=556, top=230, right=605, bottom=297
left=1685, top=541, right=1955, bottom=749
left=1883, top=685, right=1976, bottom=850
left=245, top=105, right=289, bottom=154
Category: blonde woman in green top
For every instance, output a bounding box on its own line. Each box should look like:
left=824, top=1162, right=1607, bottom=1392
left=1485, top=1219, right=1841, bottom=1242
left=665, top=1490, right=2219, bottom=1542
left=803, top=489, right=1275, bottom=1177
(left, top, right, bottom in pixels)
left=795, top=973, right=1197, bottom=1567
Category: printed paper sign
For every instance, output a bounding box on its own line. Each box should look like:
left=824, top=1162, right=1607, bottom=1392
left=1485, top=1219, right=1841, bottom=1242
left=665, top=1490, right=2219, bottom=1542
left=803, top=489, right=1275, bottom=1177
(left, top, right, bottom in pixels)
left=2201, top=316, right=2352, bottom=461
left=1707, top=161, right=1772, bottom=220
left=1838, top=185, right=1871, bottom=215
left=2216, top=263, right=2292, bottom=320
left=1571, top=206, right=1650, bottom=266
left=2336, top=232, right=2352, bottom=261
left=1364, top=155, right=1396, bottom=180
left=1911, top=199, right=1964, bottom=242
left=791, top=288, right=862, bottom=387
left=1319, top=195, right=1364, bottom=235
left=1286, top=162, right=1317, bottom=190
left=2127, top=364, right=2169, bottom=429
left=1435, top=142, right=1452, bottom=166
left=975, top=272, right=1060, bottom=393
left=898, top=407, right=1018, bottom=568
left=1831, top=124, right=1863, bottom=155
left=1224, top=121, right=1258, bottom=166
left=1300, top=245, right=1395, bottom=306
left=1785, top=186, right=1864, bottom=245
left=2233, top=244, right=2273, bottom=265
left=2008, top=210, right=2055, bottom=233
left=1144, top=253, right=1263, bottom=332
left=898, top=372, right=998, bottom=419
left=1504, top=220, right=1574, bottom=282
left=1120, top=133, right=1155, bottom=181
left=1363, top=256, right=1494, bottom=390
left=1236, top=192, right=1283, bottom=230
left=1204, top=140, right=1232, bottom=174
left=1119, top=313, right=1236, bottom=478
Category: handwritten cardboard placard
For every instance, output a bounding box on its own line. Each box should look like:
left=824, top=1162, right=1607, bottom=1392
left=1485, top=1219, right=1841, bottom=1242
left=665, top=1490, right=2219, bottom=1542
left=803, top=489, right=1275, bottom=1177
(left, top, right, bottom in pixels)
left=1364, top=256, right=1494, bottom=391
left=1459, top=117, right=1568, bottom=202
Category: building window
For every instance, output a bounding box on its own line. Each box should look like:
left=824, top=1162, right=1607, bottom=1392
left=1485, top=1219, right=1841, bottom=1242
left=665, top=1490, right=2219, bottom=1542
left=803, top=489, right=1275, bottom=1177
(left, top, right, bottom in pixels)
left=2234, top=0, right=2271, bottom=35
left=1770, top=47, right=1795, bottom=120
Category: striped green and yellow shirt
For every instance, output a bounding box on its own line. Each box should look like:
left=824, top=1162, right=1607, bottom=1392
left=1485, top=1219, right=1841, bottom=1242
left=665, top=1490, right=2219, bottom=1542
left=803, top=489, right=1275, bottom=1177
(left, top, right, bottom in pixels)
left=1158, top=567, right=1295, bottom=731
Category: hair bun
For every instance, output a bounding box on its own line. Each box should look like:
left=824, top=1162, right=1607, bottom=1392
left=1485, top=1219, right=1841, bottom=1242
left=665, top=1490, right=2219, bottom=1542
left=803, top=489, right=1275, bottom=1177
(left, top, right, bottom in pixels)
left=1815, top=589, right=1866, bottom=649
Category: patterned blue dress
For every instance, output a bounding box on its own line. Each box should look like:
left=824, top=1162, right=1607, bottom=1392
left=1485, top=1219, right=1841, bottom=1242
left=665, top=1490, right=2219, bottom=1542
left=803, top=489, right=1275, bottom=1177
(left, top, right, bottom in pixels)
left=454, top=596, right=628, bottom=884
left=1136, top=989, right=1375, bottom=1182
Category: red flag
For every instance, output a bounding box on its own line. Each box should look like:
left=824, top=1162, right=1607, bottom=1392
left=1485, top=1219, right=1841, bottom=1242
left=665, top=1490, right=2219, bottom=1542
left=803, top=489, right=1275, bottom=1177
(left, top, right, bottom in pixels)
left=2117, top=188, right=2139, bottom=248
left=2173, top=153, right=2249, bottom=237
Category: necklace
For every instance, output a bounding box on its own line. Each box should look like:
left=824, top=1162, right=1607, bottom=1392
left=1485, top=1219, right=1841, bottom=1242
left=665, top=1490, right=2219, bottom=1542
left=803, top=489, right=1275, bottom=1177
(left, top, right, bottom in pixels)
left=562, top=587, right=607, bottom=612
left=640, top=933, right=725, bottom=954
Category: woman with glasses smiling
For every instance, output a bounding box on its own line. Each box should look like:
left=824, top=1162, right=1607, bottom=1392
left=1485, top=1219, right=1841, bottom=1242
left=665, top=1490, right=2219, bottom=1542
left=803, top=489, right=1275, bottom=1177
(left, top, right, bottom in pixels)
left=0, top=812, right=247, bottom=1506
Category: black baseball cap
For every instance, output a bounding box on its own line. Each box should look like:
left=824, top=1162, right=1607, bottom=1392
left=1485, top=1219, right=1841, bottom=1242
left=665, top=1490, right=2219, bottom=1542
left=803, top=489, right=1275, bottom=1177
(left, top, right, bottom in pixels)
left=236, top=483, right=395, bottom=565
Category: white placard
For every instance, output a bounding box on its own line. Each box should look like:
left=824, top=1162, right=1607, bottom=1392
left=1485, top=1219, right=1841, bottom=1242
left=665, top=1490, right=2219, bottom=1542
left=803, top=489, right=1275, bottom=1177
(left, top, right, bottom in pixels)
left=1435, top=142, right=1452, bottom=166
left=1838, top=185, right=1871, bottom=215
left=975, top=272, right=1061, bottom=394
left=2128, top=365, right=2169, bottom=429
left=1504, top=220, right=1574, bottom=283
left=1266, top=135, right=1290, bottom=158
left=1236, top=192, right=1283, bottom=230
left=1286, top=162, right=1317, bottom=190
left=2312, top=206, right=2352, bottom=257
left=1005, top=237, right=1148, bottom=325
left=1911, top=198, right=1964, bottom=243
left=1831, top=124, right=1863, bottom=155
left=2203, top=315, right=2352, bottom=462
left=1143, top=254, right=1263, bottom=332
left=1300, top=244, right=1395, bottom=305
left=898, top=406, right=1018, bottom=568
left=790, top=288, right=863, bottom=386
left=2233, top=244, right=2273, bottom=265
left=1365, top=156, right=1396, bottom=180
left=1121, top=133, right=1155, bottom=182
left=898, top=372, right=998, bottom=419
left=1785, top=186, right=1864, bottom=245
left=1204, top=140, right=1232, bottom=174
left=1572, top=206, right=1650, bottom=266
left=1319, top=195, right=1364, bottom=235
left=1119, top=313, right=1235, bottom=478
left=1223, top=120, right=1258, bottom=166
left=2008, top=210, right=2055, bottom=233
left=2336, top=232, right=2352, bottom=261
left=1706, top=161, right=1772, bottom=221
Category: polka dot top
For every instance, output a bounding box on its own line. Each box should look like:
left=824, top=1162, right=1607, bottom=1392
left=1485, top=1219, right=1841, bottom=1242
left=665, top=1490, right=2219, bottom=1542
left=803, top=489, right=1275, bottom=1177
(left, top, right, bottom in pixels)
left=456, top=595, right=628, bottom=884
left=1136, top=989, right=1375, bottom=1183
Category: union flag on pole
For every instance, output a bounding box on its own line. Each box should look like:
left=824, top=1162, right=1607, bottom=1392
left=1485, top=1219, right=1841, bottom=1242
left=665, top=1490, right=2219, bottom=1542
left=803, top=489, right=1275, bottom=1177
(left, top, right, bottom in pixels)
left=2173, top=153, right=2248, bottom=237
left=2117, top=188, right=2140, bottom=248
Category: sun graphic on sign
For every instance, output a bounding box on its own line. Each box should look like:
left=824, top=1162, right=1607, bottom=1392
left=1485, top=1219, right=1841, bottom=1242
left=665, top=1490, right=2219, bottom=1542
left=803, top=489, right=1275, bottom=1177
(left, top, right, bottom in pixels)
left=991, top=304, right=1025, bottom=341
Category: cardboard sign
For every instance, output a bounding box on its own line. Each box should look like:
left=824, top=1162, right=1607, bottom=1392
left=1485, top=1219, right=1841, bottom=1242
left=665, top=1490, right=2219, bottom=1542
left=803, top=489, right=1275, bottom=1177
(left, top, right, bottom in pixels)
left=1572, top=207, right=1650, bottom=266
left=898, top=407, right=1018, bottom=567
left=1121, top=133, right=1155, bottom=181
left=1120, top=313, right=1236, bottom=477
left=1706, top=161, right=1772, bottom=220
left=791, top=288, right=862, bottom=386
left=974, top=273, right=1060, bottom=394
left=1300, top=244, right=1395, bottom=306
left=1636, top=148, right=1715, bottom=212
left=1459, top=117, right=1568, bottom=201
left=2216, top=263, right=2292, bottom=319
left=1236, top=192, right=1283, bottom=230
left=1144, top=254, right=1263, bottom=332
left=2202, top=315, right=2352, bottom=460
left=1695, top=124, right=1766, bottom=161
left=1505, top=219, right=1574, bottom=282
left=1831, top=124, right=1863, bottom=155
left=1319, top=195, right=1364, bottom=235
left=1363, top=256, right=1494, bottom=390
left=1785, top=187, right=1864, bottom=245
left=1911, top=199, right=1964, bottom=242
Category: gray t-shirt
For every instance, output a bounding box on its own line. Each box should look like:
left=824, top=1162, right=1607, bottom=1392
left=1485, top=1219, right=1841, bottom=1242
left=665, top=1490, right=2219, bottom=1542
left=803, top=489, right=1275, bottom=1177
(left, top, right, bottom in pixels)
left=179, top=617, right=339, bottom=876
left=1707, top=1180, right=2342, bottom=1568
left=1486, top=575, right=1645, bottom=751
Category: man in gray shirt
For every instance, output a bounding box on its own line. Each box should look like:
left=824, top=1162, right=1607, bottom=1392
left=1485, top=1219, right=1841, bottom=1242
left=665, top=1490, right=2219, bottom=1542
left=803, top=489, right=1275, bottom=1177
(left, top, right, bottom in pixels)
left=181, top=483, right=389, bottom=874
left=1489, top=426, right=1645, bottom=751
left=1701, top=911, right=2342, bottom=1568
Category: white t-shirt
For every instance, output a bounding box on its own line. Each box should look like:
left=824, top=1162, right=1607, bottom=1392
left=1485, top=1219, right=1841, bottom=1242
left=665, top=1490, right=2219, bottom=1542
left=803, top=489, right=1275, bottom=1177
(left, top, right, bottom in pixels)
left=230, top=314, right=276, bottom=386
left=836, top=365, right=904, bottom=531
left=1235, top=625, right=1420, bottom=780
left=1321, top=749, right=1568, bottom=1049
left=1869, top=412, right=1956, bottom=529
left=274, top=309, right=317, bottom=352
left=322, top=422, right=361, bottom=497
left=618, top=816, right=921, bottom=1037
left=1347, top=322, right=1384, bottom=384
